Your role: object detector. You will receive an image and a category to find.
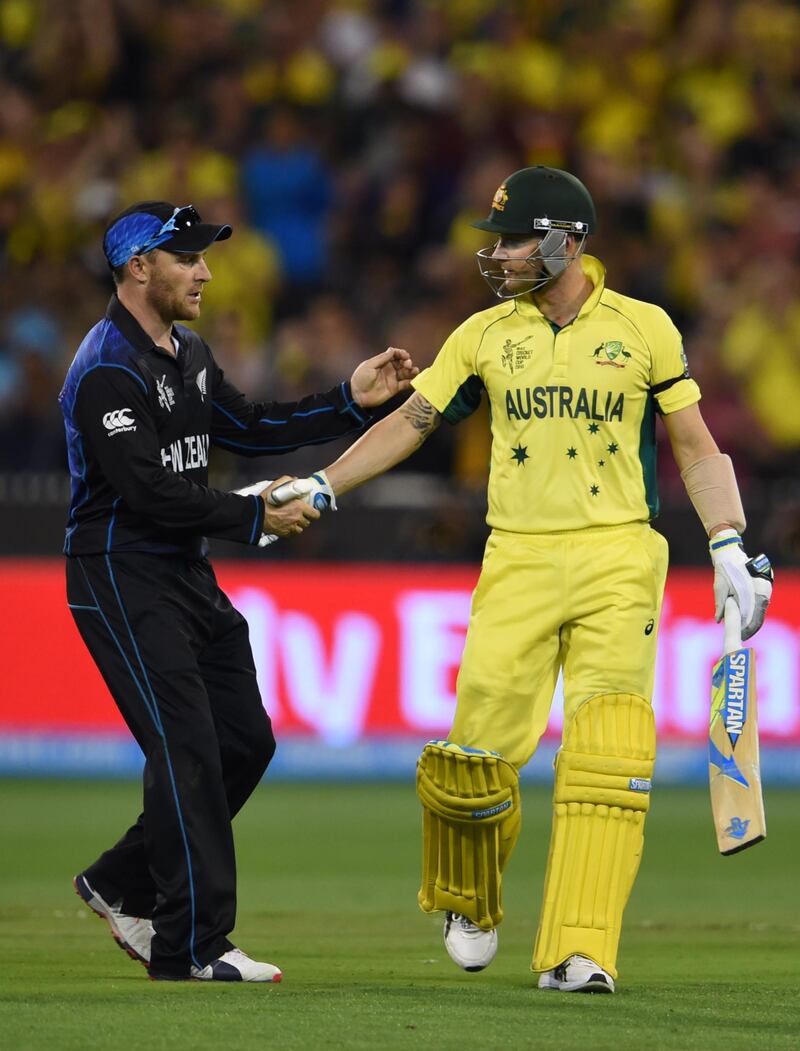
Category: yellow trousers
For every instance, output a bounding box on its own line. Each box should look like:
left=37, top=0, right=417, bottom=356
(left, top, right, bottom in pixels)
left=451, top=522, right=668, bottom=766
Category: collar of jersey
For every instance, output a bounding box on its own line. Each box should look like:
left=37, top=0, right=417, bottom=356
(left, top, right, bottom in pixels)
left=106, top=294, right=184, bottom=358
left=513, top=254, right=606, bottom=321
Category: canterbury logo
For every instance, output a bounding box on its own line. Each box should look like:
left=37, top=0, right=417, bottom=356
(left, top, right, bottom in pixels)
left=102, top=408, right=136, bottom=436
left=103, top=409, right=134, bottom=430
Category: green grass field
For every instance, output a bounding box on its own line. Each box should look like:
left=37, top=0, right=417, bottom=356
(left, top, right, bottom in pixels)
left=1, top=781, right=797, bottom=1051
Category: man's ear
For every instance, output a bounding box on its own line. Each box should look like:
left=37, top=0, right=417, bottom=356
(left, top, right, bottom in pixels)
left=567, top=233, right=586, bottom=257
left=127, top=255, right=149, bottom=285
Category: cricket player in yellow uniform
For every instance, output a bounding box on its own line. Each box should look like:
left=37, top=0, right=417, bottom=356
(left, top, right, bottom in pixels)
left=275, top=167, right=773, bottom=992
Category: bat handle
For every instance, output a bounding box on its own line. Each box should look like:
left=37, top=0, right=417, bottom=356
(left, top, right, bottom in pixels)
left=724, top=597, right=742, bottom=653
left=267, top=478, right=314, bottom=507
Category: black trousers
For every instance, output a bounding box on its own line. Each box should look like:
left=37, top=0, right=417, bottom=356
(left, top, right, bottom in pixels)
left=66, top=553, right=275, bottom=978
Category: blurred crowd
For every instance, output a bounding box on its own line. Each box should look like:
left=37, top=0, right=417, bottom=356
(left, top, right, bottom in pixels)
left=1, top=0, right=800, bottom=505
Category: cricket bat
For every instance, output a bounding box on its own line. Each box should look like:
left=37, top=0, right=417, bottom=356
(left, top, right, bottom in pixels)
left=708, top=597, right=766, bottom=855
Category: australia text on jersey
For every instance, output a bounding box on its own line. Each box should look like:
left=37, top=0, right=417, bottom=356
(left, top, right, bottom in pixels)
left=506, top=385, right=625, bottom=422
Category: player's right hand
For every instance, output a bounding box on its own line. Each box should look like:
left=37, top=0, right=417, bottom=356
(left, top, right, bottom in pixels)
left=262, top=476, right=321, bottom=536
left=709, top=530, right=773, bottom=640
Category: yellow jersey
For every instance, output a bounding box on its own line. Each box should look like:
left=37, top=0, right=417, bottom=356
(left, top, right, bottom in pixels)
left=412, top=255, right=700, bottom=533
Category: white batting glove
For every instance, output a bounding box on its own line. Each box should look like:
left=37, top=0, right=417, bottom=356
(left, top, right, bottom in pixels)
left=232, top=479, right=298, bottom=550
left=709, top=529, right=773, bottom=641
left=234, top=480, right=271, bottom=499
left=232, top=479, right=281, bottom=547
left=268, top=471, right=337, bottom=513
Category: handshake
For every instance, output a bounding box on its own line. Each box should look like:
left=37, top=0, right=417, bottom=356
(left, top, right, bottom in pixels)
left=234, top=471, right=336, bottom=547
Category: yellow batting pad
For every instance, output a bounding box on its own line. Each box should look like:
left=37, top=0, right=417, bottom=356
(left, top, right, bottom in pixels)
left=532, top=694, right=655, bottom=977
left=416, top=741, right=521, bottom=930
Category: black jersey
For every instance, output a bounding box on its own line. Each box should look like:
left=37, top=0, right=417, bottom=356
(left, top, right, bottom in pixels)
left=60, top=296, right=368, bottom=557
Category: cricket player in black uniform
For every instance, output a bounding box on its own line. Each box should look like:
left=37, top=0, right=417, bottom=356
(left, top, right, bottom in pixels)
left=61, top=201, right=418, bottom=982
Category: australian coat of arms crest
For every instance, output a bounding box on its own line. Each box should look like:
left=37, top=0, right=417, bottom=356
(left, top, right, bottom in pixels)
left=593, top=341, right=631, bottom=368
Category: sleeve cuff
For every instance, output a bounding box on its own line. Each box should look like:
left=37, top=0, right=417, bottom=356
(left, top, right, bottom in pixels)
left=655, top=377, right=701, bottom=415
left=338, top=380, right=370, bottom=426
left=249, top=494, right=263, bottom=545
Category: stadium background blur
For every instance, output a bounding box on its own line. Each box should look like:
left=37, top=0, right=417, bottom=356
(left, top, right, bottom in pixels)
left=2, top=0, right=800, bottom=782
left=1, top=11, right=798, bottom=1041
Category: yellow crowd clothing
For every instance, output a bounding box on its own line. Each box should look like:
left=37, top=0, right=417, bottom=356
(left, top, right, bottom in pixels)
left=195, top=225, right=281, bottom=346
left=720, top=298, right=800, bottom=448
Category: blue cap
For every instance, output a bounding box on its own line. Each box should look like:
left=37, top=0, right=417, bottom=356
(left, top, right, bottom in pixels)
left=103, top=201, right=231, bottom=269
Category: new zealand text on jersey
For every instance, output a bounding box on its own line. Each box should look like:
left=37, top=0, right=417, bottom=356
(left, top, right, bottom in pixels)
left=161, top=433, right=210, bottom=472
left=506, top=386, right=625, bottom=422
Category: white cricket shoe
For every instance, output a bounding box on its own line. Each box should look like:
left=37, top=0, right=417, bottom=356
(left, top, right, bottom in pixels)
left=443, top=911, right=498, bottom=972
left=191, top=947, right=282, bottom=983
left=73, top=873, right=153, bottom=966
left=538, top=954, right=615, bottom=994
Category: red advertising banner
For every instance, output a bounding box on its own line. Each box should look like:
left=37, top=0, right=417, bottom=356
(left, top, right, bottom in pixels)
left=1, top=559, right=799, bottom=743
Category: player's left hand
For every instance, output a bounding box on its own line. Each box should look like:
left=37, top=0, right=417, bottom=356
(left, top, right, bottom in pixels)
left=709, top=529, right=773, bottom=640
left=350, top=347, right=419, bottom=409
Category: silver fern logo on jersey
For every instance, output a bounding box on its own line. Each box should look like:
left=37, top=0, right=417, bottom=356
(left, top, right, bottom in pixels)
left=196, top=367, right=207, bottom=401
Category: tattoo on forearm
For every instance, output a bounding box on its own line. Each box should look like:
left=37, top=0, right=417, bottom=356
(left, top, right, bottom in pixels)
left=400, top=394, right=440, bottom=441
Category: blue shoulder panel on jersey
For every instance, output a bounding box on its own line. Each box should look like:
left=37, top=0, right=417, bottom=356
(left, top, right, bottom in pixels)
left=60, top=318, right=149, bottom=553
left=60, top=318, right=148, bottom=419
